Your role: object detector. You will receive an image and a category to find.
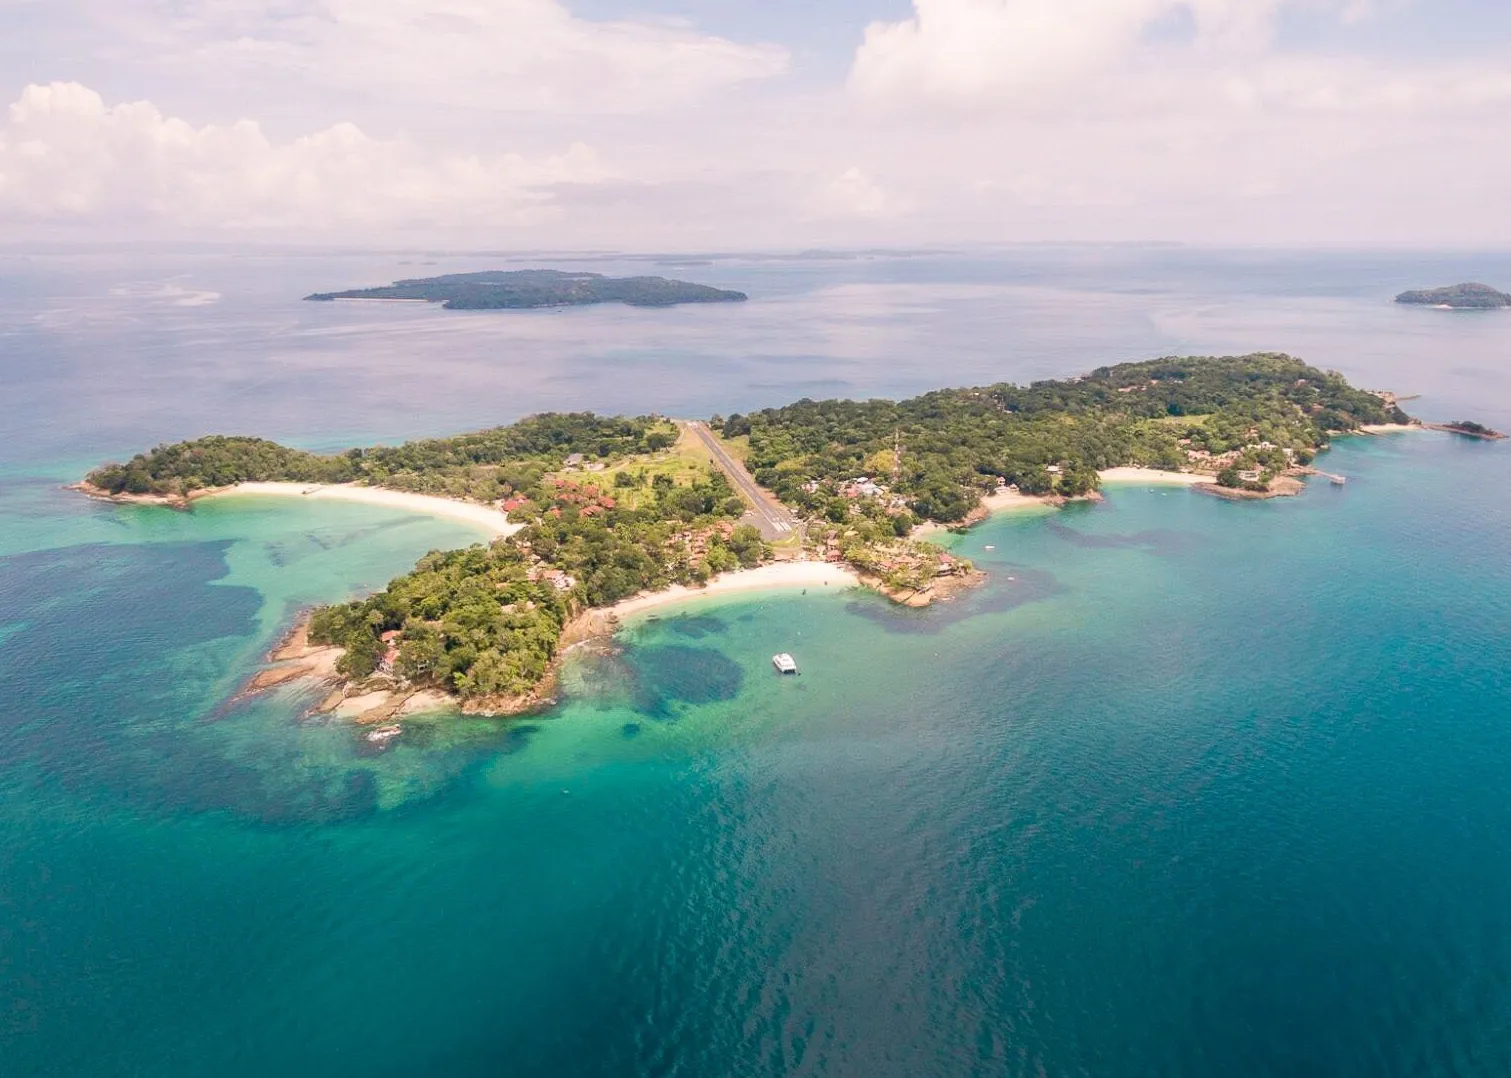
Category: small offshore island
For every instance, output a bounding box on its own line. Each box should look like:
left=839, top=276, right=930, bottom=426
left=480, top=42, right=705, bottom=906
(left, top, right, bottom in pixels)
left=1395, top=283, right=1511, bottom=309
left=80, top=353, right=1432, bottom=723
left=305, top=269, right=748, bottom=309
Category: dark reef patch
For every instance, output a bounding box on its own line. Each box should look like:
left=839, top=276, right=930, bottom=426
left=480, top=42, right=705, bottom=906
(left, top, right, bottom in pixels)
left=665, top=613, right=728, bottom=639
left=623, top=645, right=744, bottom=718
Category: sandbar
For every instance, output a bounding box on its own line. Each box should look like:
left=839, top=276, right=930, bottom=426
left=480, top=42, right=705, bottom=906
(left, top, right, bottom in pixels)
left=209, top=482, right=522, bottom=538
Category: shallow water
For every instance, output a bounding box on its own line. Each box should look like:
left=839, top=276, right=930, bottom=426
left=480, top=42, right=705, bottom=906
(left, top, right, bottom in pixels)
left=3, top=248, right=1511, bottom=1076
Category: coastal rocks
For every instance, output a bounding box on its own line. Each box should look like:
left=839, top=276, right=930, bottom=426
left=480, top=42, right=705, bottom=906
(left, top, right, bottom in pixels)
left=66, top=481, right=221, bottom=509
left=862, top=568, right=987, bottom=608
left=1196, top=475, right=1305, bottom=500
left=234, top=619, right=343, bottom=700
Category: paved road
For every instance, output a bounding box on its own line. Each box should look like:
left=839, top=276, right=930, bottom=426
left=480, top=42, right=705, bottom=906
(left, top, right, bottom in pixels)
left=684, top=421, right=799, bottom=540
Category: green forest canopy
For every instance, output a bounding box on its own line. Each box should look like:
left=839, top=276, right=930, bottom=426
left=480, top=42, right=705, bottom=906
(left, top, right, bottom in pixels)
left=304, top=269, right=748, bottom=309
left=87, top=354, right=1410, bottom=701
left=717, top=353, right=1404, bottom=521
left=87, top=413, right=668, bottom=499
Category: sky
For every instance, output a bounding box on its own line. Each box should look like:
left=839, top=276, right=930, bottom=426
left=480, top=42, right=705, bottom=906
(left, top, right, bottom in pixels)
left=2, top=0, right=1509, bottom=249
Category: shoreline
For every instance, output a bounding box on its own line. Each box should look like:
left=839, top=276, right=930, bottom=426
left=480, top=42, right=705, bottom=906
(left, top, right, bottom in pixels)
left=75, top=480, right=521, bottom=538
left=914, top=467, right=1215, bottom=537
left=601, top=560, right=861, bottom=621
left=238, top=560, right=863, bottom=721
left=1097, top=467, right=1214, bottom=486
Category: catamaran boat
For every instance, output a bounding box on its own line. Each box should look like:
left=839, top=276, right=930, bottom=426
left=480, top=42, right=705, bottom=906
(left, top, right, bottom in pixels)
left=772, top=653, right=798, bottom=675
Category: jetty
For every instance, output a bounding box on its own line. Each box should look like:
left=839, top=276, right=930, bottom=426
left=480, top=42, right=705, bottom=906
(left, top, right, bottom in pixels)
left=1300, top=467, right=1347, bottom=485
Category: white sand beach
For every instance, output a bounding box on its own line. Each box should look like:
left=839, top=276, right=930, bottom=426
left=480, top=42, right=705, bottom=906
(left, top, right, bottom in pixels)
left=1098, top=467, right=1213, bottom=486
left=209, top=483, right=522, bottom=537
left=605, top=560, right=860, bottom=620
left=1356, top=423, right=1423, bottom=435
left=981, top=488, right=1058, bottom=510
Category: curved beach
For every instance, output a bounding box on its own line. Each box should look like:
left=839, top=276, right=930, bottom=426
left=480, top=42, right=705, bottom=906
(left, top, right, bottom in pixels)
left=1098, top=467, right=1213, bottom=486
left=209, top=482, right=523, bottom=537
left=603, top=561, right=860, bottom=620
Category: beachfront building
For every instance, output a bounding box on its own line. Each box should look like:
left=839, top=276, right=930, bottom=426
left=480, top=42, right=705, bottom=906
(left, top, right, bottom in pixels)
left=377, top=630, right=401, bottom=675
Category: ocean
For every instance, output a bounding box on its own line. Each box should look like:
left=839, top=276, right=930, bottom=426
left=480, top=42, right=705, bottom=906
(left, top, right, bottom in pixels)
left=2, top=246, right=1510, bottom=1076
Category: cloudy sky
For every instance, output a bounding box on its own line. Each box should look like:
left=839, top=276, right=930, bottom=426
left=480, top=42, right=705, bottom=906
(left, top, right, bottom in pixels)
left=2, top=0, right=1509, bottom=248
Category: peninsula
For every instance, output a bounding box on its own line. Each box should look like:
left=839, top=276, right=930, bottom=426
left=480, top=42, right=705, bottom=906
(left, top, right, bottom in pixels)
left=304, top=269, right=748, bottom=309
left=80, top=353, right=1418, bottom=719
left=1394, top=283, right=1511, bottom=309
left=1425, top=420, right=1507, bottom=440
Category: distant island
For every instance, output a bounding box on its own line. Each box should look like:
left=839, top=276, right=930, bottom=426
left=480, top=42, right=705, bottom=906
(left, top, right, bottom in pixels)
left=305, top=269, right=748, bottom=309
left=80, top=353, right=1431, bottom=722
left=1394, top=283, right=1511, bottom=309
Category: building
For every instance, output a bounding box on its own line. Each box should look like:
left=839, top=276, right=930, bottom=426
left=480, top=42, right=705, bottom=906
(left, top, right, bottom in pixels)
left=377, top=632, right=401, bottom=675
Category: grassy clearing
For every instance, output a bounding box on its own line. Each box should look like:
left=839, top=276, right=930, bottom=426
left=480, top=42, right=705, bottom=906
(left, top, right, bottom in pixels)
left=718, top=433, right=752, bottom=462
left=546, top=425, right=719, bottom=510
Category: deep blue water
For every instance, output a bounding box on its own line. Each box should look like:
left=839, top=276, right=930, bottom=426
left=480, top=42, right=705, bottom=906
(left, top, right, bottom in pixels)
left=3, top=246, right=1511, bottom=1076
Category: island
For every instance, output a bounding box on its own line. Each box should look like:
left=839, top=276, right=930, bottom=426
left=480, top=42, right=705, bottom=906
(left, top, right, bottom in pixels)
left=79, top=353, right=1417, bottom=722
left=304, top=269, right=748, bottom=309
left=1394, top=283, right=1511, bottom=309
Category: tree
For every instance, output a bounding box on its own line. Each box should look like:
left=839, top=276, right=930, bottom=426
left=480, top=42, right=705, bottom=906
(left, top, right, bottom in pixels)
left=1216, top=466, right=1242, bottom=488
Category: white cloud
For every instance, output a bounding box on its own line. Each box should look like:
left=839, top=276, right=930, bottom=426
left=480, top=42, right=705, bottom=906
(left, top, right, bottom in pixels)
left=0, top=82, right=611, bottom=229
left=4, top=2, right=1511, bottom=246
left=827, top=0, right=1511, bottom=245
left=822, top=167, right=893, bottom=218
left=145, top=0, right=789, bottom=114
left=850, top=0, right=1272, bottom=103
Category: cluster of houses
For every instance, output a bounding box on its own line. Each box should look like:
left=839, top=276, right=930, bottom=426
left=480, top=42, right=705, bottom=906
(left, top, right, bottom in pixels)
left=1179, top=437, right=1295, bottom=483
left=561, top=453, right=606, bottom=473
left=669, top=520, right=739, bottom=561
left=803, top=475, right=913, bottom=514
left=533, top=567, right=577, bottom=591
left=545, top=478, right=619, bottom=519
left=508, top=537, right=579, bottom=593
left=498, top=479, right=620, bottom=519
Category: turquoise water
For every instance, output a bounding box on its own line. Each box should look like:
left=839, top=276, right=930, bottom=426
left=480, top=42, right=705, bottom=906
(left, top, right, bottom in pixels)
left=4, top=249, right=1511, bottom=1075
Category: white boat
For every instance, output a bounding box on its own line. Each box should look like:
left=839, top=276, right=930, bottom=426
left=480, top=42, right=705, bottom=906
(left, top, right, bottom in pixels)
left=772, top=653, right=798, bottom=675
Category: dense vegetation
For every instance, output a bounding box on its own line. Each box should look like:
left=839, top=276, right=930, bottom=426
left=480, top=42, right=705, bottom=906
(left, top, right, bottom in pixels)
left=307, top=469, right=764, bottom=700
left=89, top=353, right=1411, bottom=705
left=1438, top=420, right=1506, bottom=439
left=86, top=414, right=667, bottom=499
left=1395, top=283, right=1511, bottom=309
left=717, top=354, right=1404, bottom=522
left=305, top=269, right=747, bottom=309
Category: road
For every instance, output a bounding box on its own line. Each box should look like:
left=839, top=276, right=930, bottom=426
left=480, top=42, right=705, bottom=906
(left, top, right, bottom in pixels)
left=683, top=421, right=799, bottom=540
